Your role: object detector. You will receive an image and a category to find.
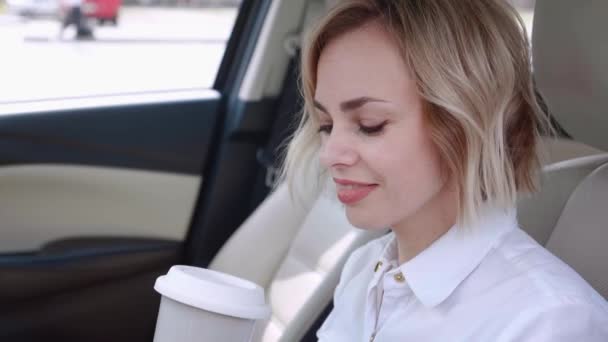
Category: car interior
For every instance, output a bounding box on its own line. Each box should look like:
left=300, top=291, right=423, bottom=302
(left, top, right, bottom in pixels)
left=0, top=0, right=606, bottom=341
left=210, top=1, right=608, bottom=341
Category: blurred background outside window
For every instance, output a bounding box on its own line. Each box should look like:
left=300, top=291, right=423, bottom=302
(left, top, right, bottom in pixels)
left=0, top=0, right=241, bottom=103
left=0, top=0, right=534, bottom=104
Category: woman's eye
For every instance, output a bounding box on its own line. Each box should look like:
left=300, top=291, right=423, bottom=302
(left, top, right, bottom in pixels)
left=318, top=124, right=333, bottom=134
left=359, top=122, right=386, bottom=135
left=317, top=122, right=386, bottom=135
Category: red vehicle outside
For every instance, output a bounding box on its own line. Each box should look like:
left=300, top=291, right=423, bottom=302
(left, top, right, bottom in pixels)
left=82, top=0, right=121, bottom=25
left=60, top=0, right=121, bottom=26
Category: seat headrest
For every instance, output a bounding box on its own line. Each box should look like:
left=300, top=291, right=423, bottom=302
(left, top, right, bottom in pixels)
left=533, top=0, right=608, bottom=151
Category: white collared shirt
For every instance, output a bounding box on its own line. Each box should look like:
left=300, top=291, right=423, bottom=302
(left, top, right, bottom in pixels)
left=317, top=208, right=608, bottom=341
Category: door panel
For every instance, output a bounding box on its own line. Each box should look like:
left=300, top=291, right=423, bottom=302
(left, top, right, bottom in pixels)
left=0, top=164, right=200, bottom=252
left=0, top=237, right=180, bottom=342
left=0, top=91, right=221, bottom=341
left=0, top=90, right=220, bottom=174
left=0, top=92, right=219, bottom=253
left=0, top=237, right=180, bottom=306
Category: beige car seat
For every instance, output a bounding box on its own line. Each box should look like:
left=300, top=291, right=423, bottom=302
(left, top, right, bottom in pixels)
left=517, top=0, right=608, bottom=299
left=210, top=0, right=608, bottom=341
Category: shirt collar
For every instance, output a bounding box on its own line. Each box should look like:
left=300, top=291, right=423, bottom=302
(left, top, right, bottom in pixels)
left=375, top=206, right=518, bottom=308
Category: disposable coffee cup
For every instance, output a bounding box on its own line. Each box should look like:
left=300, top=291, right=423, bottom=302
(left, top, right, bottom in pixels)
left=153, top=265, right=271, bottom=342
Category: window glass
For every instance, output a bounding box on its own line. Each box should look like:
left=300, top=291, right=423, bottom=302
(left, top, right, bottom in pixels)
left=0, top=0, right=241, bottom=103
left=508, top=0, right=535, bottom=37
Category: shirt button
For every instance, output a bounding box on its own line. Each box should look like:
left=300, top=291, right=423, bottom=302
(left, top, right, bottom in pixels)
left=393, top=272, right=405, bottom=283
left=374, top=261, right=383, bottom=272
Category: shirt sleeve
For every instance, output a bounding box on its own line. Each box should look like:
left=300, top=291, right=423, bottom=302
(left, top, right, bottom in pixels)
left=496, top=299, right=608, bottom=342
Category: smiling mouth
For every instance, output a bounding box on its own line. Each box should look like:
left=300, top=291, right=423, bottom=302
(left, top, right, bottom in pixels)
left=333, top=179, right=378, bottom=205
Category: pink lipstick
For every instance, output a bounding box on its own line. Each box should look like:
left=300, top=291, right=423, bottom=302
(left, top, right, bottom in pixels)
left=334, top=178, right=378, bottom=205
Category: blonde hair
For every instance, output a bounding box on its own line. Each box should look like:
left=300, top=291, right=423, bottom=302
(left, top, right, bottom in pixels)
left=281, top=0, right=551, bottom=228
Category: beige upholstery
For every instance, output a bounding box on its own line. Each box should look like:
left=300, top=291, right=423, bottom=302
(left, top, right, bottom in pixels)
left=517, top=154, right=608, bottom=245
left=209, top=185, right=309, bottom=288
left=525, top=136, right=606, bottom=246
left=210, top=185, right=384, bottom=341
left=540, top=136, right=604, bottom=166
left=546, top=163, right=608, bottom=298
left=516, top=0, right=608, bottom=301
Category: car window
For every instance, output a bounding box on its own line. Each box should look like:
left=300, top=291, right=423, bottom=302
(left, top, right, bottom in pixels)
left=508, top=0, right=535, bottom=37
left=0, top=0, right=241, bottom=103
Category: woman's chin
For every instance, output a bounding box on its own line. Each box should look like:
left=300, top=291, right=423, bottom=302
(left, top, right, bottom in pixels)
left=344, top=210, right=391, bottom=231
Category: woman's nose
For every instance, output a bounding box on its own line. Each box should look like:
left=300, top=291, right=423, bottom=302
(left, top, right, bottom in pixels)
left=319, top=129, right=359, bottom=168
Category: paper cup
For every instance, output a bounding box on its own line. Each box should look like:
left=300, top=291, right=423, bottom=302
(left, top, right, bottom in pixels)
left=153, top=265, right=270, bottom=342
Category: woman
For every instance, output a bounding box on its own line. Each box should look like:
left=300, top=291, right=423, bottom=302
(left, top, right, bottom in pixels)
left=281, top=0, right=608, bottom=341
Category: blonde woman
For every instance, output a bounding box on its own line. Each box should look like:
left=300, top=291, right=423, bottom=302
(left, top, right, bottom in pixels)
left=281, top=0, right=608, bottom=341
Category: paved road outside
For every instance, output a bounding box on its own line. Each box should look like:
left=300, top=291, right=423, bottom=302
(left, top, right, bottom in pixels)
left=0, top=6, right=238, bottom=103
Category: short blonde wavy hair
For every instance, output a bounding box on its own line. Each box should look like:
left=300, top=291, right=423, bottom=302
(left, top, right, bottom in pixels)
left=282, top=0, right=551, bottom=228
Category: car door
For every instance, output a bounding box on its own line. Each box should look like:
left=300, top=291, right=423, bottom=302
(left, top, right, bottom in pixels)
left=0, top=0, right=276, bottom=341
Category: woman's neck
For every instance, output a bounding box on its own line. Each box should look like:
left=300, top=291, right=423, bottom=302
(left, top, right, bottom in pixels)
left=392, top=181, right=458, bottom=264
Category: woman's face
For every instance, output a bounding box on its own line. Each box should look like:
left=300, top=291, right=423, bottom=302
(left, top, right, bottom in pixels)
left=315, top=21, right=448, bottom=230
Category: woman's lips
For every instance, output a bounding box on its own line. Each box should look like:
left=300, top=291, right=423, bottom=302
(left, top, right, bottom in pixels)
left=334, top=179, right=378, bottom=205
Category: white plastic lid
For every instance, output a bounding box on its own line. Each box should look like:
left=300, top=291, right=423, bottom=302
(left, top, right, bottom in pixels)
left=154, top=265, right=270, bottom=320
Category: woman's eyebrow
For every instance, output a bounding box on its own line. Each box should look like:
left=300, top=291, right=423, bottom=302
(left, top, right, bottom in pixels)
left=314, top=97, right=389, bottom=114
